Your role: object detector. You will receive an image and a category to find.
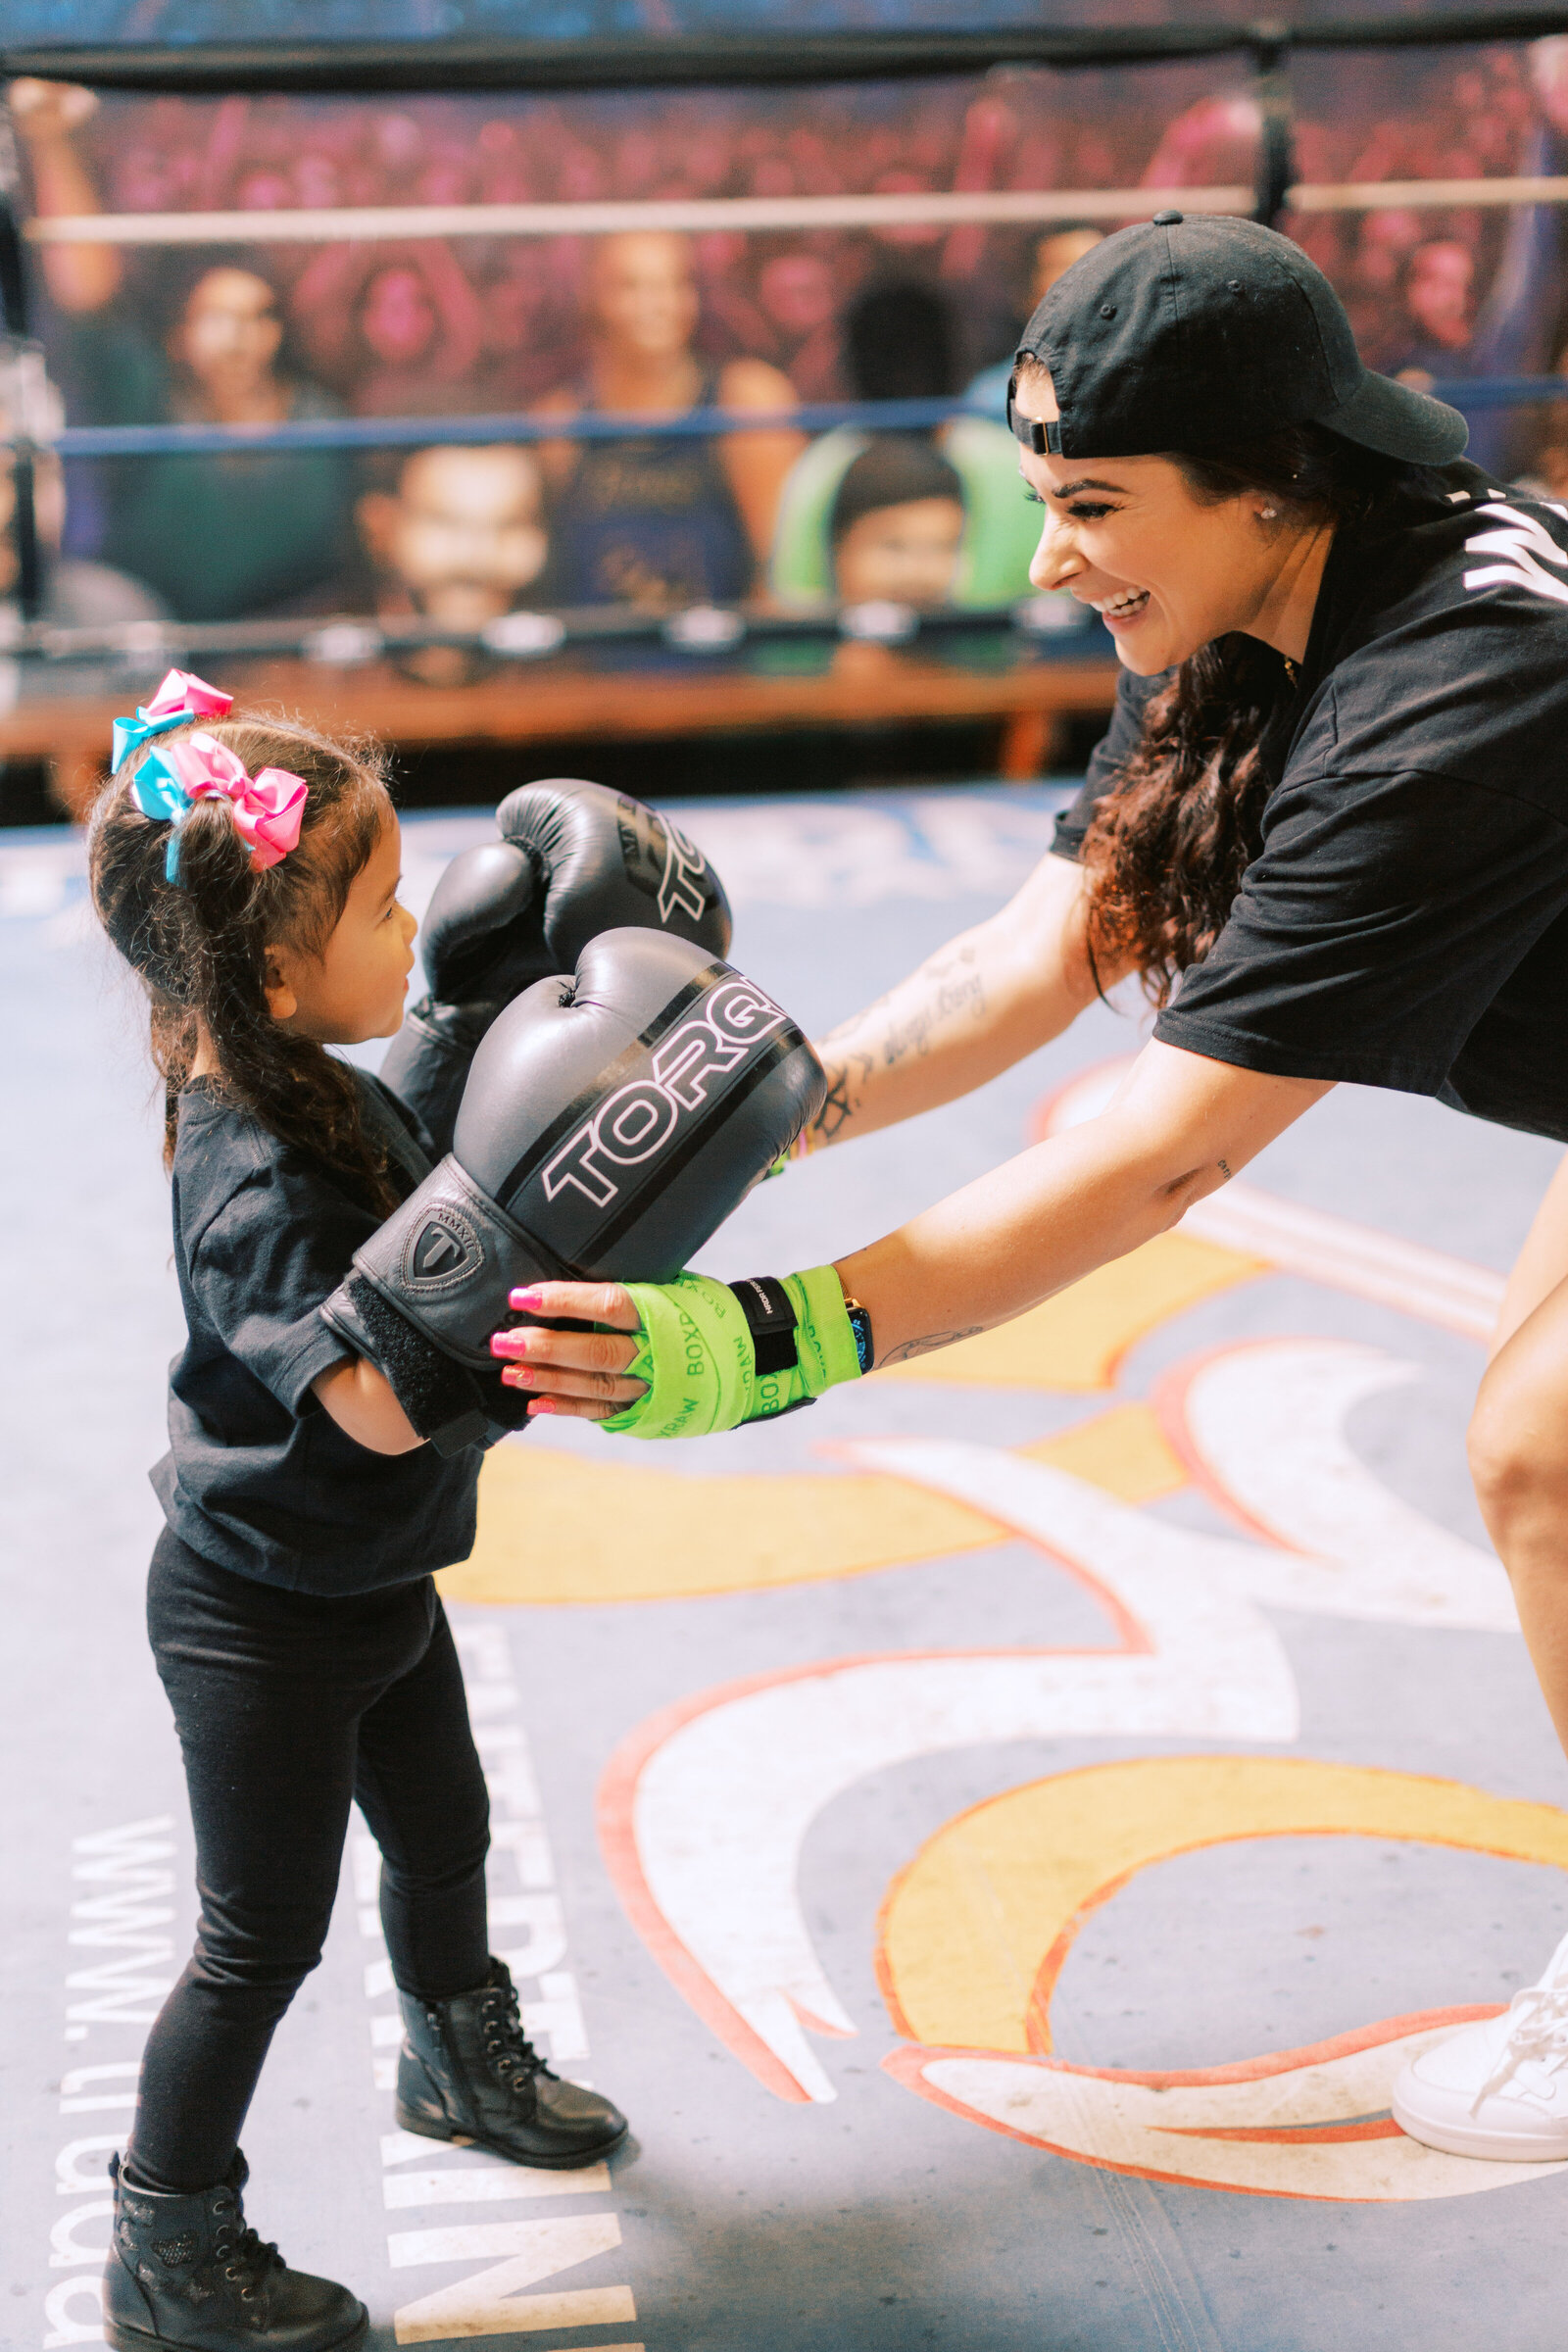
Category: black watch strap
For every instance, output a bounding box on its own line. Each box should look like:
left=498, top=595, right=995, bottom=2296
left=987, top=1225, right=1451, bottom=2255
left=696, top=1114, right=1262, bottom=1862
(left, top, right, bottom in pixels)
left=726, top=1274, right=801, bottom=1376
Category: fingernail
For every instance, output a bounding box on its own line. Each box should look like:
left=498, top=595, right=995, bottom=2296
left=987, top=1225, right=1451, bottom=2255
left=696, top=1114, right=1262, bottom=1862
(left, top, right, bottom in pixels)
left=510, top=1286, right=545, bottom=1309
left=490, top=1332, right=527, bottom=1357
left=527, top=1397, right=559, bottom=1416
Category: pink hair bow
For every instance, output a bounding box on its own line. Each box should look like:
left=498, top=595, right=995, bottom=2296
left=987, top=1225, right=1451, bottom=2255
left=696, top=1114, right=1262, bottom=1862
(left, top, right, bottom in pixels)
left=111, top=667, right=234, bottom=774
left=132, top=732, right=308, bottom=882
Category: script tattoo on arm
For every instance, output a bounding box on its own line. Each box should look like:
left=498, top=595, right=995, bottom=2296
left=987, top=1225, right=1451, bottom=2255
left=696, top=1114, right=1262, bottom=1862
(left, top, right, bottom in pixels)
left=806, top=936, right=993, bottom=1145
left=878, top=941, right=988, bottom=1068
left=875, top=1325, right=985, bottom=1366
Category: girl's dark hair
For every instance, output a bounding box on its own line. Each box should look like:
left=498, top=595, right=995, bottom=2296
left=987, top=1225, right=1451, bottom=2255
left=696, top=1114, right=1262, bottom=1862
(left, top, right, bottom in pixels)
left=829, top=433, right=964, bottom=545
left=88, top=713, right=401, bottom=1213
left=1050, top=398, right=1445, bottom=1001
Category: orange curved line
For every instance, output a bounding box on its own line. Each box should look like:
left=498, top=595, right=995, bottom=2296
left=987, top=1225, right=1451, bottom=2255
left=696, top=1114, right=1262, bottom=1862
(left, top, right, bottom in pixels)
left=883, top=2012, right=1503, bottom=2201
left=1151, top=1341, right=1326, bottom=1550
left=597, top=1645, right=1149, bottom=2101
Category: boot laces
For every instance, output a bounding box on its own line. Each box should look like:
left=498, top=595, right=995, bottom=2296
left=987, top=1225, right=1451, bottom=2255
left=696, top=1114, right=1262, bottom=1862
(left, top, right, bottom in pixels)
left=480, top=1979, right=548, bottom=2091
left=1475, top=1976, right=1568, bottom=2110
left=211, top=2196, right=283, bottom=2292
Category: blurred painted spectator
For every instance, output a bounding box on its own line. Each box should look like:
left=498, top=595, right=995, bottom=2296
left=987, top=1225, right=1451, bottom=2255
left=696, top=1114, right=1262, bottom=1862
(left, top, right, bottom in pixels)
left=1459, top=37, right=1568, bottom=475
left=963, top=225, right=1106, bottom=422
left=1344, top=209, right=1428, bottom=367
left=357, top=444, right=548, bottom=628
left=1388, top=240, right=1477, bottom=381
left=0, top=366, right=169, bottom=630
left=536, top=231, right=804, bottom=609
left=1141, top=92, right=1262, bottom=195
left=829, top=437, right=966, bottom=609
left=356, top=443, right=548, bottom=683
left=13, top=82, right=354, bottom=622
left=771, top=279, right=1039, bottom=612
left=289, top=241, right=485, bottom=416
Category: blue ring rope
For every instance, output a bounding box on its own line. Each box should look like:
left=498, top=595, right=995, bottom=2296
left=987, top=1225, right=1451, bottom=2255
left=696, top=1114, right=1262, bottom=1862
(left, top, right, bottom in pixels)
left=7, top=382, right=1561, bottom=462
left=33, top=396, right=961, bottom=461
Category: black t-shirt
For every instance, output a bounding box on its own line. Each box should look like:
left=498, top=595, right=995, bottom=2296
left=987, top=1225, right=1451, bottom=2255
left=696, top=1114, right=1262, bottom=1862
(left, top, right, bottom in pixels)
left=1053, top=460, right=1568, bottom=1142
left=153, top=1069, right=482, bottom=1594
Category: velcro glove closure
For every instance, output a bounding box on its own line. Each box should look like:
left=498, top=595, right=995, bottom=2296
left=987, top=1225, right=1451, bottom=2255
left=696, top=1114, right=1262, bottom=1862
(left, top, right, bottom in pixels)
left=318, top=1270, right=508, bottom=1455
left=344, top=1152, right=568, bottom=1372
left=600, top=1263, right=861, bottom=1442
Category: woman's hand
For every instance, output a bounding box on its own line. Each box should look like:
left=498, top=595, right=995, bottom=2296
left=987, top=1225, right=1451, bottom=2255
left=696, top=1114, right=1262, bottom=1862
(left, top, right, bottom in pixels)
left=492, top=1268, right=862, bottom=1437
left=490, top=1283, right=648, bottom=1423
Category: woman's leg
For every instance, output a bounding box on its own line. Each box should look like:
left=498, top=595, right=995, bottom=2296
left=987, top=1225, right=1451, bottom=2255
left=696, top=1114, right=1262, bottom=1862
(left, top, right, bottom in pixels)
left=353, top=1593, right=491, bottom=2000
left=1393, top=1154, right=1568, bottom=2158
left=131, top=1531, right=434, bottom=2189
left=1469, top=1152, right=1568, bottom=1754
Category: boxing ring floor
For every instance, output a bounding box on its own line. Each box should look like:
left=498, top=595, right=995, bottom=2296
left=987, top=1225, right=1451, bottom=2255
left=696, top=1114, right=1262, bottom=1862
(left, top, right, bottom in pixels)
left=6, top=781, right=1568, bottom=2352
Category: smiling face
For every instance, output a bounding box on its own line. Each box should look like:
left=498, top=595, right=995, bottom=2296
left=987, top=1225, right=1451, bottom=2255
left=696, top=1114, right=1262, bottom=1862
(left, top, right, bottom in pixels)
left=589, top=231, right=700, bottom=364
left=265, top=814, right=417, bottom=1046
left=360, top=445, right=548, bottom=628
left=834, top=495, right=965, bottom=608
left=174, top=268, right=284, bottom=405
left=1013, top=363, right=1329, bottom=671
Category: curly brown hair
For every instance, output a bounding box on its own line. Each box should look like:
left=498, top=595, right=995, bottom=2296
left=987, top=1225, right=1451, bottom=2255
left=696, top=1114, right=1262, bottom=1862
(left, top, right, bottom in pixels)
left=88, top=710, right=403, bottom=1214
left=1040, top=405, right=1443, bottom=1004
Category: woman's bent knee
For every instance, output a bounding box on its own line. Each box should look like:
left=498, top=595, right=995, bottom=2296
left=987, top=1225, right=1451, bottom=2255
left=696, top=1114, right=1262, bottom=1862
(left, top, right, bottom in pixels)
left=1469, top=1380, right=1568, bottom=1548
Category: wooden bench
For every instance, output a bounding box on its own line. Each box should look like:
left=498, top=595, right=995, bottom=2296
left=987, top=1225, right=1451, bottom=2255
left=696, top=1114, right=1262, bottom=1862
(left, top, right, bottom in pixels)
left=1, top=638, right=1121, bottom=818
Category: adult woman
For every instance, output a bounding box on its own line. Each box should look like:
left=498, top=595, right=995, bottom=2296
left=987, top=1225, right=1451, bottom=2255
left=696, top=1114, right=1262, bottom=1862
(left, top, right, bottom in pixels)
left=12, top=80, right=352, bottom=621
left=535, top=229, right=803, bottom=609
left=500, top=213, right=1568, bottom=2161
left=95, top=257, right=355, bottom=620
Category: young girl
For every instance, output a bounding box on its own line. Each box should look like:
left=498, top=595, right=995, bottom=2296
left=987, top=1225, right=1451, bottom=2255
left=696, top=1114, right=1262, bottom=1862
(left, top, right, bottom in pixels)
left=88, top=672, right=626, bottom=2352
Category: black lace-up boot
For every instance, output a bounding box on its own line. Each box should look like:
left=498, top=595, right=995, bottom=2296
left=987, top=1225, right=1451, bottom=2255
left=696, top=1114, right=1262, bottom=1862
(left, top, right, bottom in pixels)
left=396, top=1955, right=627, bottom=2168
left=103, top=2150, right=367, bottom=2352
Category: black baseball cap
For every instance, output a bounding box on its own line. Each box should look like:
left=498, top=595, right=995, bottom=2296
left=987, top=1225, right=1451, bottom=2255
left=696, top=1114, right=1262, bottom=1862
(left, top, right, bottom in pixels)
left=1009, top=212, right=1467, bottom=465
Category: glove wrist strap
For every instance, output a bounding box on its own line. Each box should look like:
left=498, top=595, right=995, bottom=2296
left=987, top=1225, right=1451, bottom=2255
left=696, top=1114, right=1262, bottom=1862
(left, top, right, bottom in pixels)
left=726, top=1274, right=801, bottom=1377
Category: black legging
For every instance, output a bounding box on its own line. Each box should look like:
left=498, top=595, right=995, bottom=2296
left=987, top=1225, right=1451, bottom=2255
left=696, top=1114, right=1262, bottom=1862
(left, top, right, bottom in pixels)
left=131, top=1527, right=491, bottom=2191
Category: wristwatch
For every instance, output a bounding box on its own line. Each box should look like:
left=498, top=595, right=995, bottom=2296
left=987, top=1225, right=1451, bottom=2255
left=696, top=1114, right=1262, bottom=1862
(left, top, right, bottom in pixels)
left=842, top=1296, right=874, bottom=1375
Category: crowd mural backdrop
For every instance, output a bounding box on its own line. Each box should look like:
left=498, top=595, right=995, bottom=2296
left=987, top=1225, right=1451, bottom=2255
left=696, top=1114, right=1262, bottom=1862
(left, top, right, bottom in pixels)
left=10, top=35, right=1568, bottom=629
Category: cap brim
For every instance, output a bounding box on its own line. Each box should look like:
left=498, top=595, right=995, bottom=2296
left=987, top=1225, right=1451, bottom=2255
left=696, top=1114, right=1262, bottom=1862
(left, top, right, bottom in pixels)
left=1319, top=368, right=1468, bottom=464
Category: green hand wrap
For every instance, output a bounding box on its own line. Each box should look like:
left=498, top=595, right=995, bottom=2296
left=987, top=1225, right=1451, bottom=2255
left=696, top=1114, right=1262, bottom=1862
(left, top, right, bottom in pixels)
left=600, top=1264, right=862, bottom=1441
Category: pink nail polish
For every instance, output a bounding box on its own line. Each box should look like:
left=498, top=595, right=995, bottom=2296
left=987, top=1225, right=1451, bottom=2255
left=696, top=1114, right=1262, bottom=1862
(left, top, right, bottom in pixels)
left=490, top=1332, right=524, bottom=1357
left=528, top=1397, right=559, bottom=1416
left=510, top=1286, right=545, bottom=1309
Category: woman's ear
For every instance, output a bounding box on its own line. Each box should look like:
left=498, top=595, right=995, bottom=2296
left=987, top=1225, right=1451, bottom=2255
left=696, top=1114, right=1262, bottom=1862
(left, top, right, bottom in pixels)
left=262, top=945, right=300, bottom=1024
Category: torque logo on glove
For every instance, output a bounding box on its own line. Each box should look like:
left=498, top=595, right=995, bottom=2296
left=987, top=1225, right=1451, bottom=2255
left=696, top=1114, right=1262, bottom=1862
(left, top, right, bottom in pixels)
left=542, top=980, right=787, bottom=1211
left=615, top=795, right=713, bottom=928
left=402, top=1204, right=486, bottom=1291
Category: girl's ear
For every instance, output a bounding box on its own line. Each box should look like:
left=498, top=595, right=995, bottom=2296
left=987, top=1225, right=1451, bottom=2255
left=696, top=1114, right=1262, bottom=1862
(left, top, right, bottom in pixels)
left=262, top=945, right=300, bottom=1025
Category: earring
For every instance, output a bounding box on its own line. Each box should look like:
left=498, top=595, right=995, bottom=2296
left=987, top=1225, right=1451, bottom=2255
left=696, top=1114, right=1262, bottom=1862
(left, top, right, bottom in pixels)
left=1259, top=505, right=1279, bottom=520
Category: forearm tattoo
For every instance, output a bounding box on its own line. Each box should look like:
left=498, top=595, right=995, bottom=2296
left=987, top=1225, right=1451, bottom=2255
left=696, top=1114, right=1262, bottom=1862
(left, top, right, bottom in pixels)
left=876, top=1325, right=985, bottom=1366
left=810, top=941, right=990, bottom=1141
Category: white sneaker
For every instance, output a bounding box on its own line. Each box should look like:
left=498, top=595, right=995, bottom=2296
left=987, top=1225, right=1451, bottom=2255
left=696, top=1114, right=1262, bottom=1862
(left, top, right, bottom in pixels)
left=1393, top=1930, right=1568, bottom=2160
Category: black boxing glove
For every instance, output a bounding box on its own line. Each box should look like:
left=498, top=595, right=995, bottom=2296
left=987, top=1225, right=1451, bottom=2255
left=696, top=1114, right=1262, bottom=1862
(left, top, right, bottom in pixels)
left=379, top=778, right=732, bottom=1154
left=324, top=929, right=824, bottom=1453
